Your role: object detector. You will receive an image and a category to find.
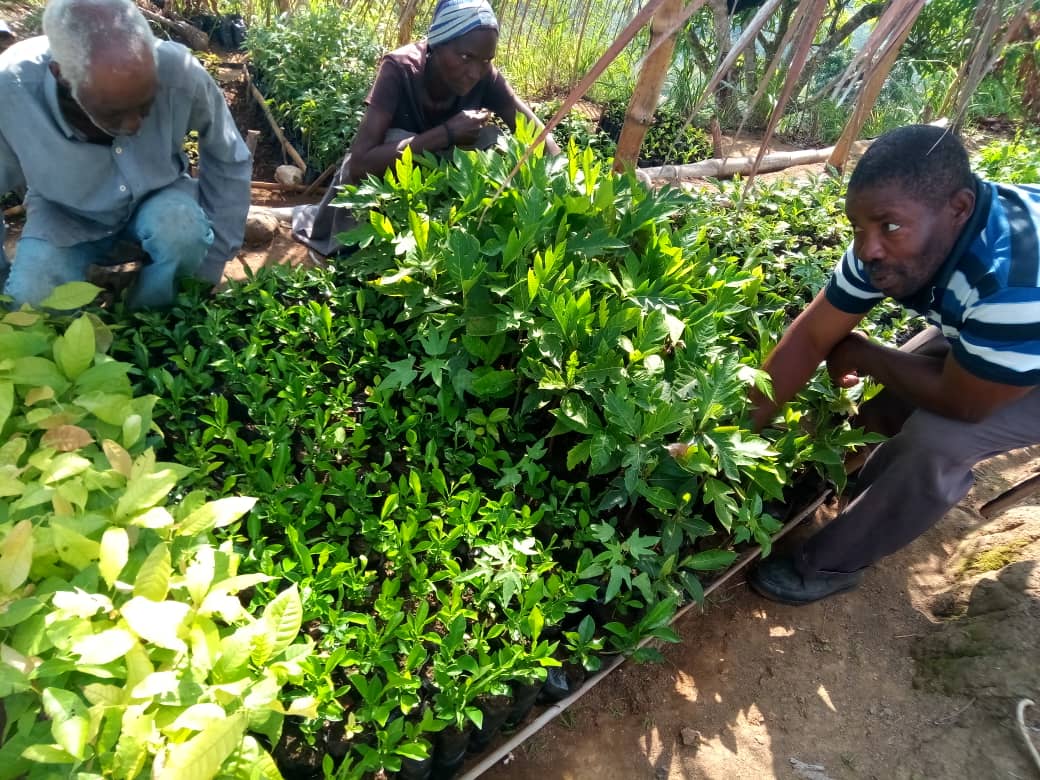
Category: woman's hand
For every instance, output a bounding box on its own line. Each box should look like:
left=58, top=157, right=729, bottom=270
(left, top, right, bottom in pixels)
left=444, top=109, right=490, bottom=147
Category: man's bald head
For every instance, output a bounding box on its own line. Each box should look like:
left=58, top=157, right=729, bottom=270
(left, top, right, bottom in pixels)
left=43, top=0, right=158, bottom=135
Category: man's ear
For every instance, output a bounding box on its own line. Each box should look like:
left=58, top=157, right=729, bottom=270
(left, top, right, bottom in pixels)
left=949, top=186, right=976, bottom=229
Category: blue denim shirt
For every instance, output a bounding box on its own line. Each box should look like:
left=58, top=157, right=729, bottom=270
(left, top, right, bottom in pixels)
left=0, top=37, right=251, bottom=280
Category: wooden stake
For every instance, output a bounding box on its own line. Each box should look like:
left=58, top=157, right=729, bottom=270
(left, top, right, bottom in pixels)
left=243, top=68, right=309, bottom=173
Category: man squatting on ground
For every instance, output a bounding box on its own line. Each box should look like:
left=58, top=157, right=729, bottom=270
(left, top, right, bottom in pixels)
left=0, top=0, right=251, bottom=309
left=746, top=124, right=1040, bottom=606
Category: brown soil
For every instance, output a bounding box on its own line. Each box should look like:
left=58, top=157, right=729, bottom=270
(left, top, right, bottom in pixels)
left=479, top=448, right=1040, bottom=780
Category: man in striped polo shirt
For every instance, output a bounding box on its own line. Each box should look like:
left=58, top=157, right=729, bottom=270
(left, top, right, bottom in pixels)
left=747, top=124, right=1040, bottom=605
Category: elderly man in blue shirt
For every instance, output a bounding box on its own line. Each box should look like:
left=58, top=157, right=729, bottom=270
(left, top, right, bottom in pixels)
left=0, top=0, right=251, bottom=309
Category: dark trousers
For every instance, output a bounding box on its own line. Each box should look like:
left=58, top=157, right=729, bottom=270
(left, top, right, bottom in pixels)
left=796, top=327, right=1040, bottom=575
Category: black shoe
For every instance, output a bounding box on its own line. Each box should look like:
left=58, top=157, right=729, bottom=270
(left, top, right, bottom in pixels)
left=748, top=555, right=864, bottom=605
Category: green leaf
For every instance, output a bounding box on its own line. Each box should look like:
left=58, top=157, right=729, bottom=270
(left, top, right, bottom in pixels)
left=10, top=356, right=69, bottom=394
left=379, top=357, right=417, bottom=393
left=21, top=744, right=78, bottom=764
left=158, top=710, right=248, bottom=780
left=683, top=549, right=738, bottom=572
left=42, top=687, right=89, bottom=760
left=526, top=604, right=544, bottom=643
left=0, top=382, right=12, bottom=434
left=53, top=315, right=96, bottom=380
left=566, top=439, right=591, bottom=470
left=99, top=527, right=129, bottom=588
left=0, top=519, right=33, bottom=593
left=177, top=497, right=258, bottom=537
left=133, top=543, right=172, bottom=601
left=260, top=585, right=303, bottom=660
left=40, top=282, right=102, bottom=310
left=470, top=369, right=515, bottom=399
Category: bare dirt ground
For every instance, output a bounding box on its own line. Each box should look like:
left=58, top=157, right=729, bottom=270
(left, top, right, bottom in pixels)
left=480, top=449, right=1040, bottom=780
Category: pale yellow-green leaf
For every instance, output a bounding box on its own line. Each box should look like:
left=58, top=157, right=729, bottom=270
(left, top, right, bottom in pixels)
left=129, top=506, right=175, bottom=529
left=3, top=311, right=40, bottom=326
left=116, top=468, right=181, bottom=520
left=283, top=696, right=318, bottom=719
left=249, top=628, right=274, bottom=667
left=198, top=592, right=248, bottom=623
left=166, top=703, right=226, bottom=734
left=260, top=585, right=302, bottom=659
left=211, top=626, right=254, bottom=683
left=236, top=736, right=284, bottom=780
left=24, top=385, right=55, bottom=405
left=121, top=597, right=189, bottom=652
left=99, top=527, right=129, bottom=588
left=51, top=588, right=113, bottom=619
left=41, top=452, right=92, bottom=484
left=122, top=413, right=142, bottom=449
left=124, top=642, right=152, bottom=692
left=133, top=543, right=171, bottom=601
left=130, top=670, right=181, bottom=700
left=21, top=744, right=77, bottom=764
left=184, top=545, right=215, bottom=606
left=40, top=281, right=102, bottom=310
left=102, top=439, right=132, bottom=478
left=242, top=674, right=280, bottom=710
left=83, top=683, right=124, bottom=707
left=72, top=628, right=135, bottom=665
left=157, top=710, right=248, bottom=780
left=177, top=497, right=258, bottom=537
left=42, top=687, right=89, bottom=760
left=0, top=466, right=24, bottom=498
left=112, top=705, right=153, bottom=779
left=48, top=520, right=99, bottom=569
left=53, top=315, right=96, bottom=380
left=55, top=478, right=88, bottom=510
left=0, top=519, right=33, bottom=592
left=0, top=383, right=14, bottom=434
left=203, top=572, right=274, bottom=598
left=189, top=617, right=220, bottom=675
left=0, top=436, right=26, bottom=466
left=1, top=641, right=38, bottom=676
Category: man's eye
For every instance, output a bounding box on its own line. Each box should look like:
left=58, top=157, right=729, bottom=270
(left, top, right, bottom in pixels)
left=885, top=222, right=901, bottom=233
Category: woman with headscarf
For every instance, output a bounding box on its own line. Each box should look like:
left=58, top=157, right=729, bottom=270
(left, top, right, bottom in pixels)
left=292, top=0, right=559, bottom=258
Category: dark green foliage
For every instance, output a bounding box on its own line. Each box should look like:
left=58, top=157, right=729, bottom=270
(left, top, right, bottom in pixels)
left=109, top=128, right=894, bottom=776
left=245, top=8, right=382, bottom=172
left=534, top=100, right=617, bottom=159
left=597, top=100, right=713, bottom=166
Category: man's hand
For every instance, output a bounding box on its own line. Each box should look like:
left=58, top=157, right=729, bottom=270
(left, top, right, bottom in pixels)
left=445, top=109, right=490, bottom=147
left=826, top=331, right=876, bottom=388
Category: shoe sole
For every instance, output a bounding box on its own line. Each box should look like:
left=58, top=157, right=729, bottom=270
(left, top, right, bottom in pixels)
left=747, top=575, right=862, bottom=606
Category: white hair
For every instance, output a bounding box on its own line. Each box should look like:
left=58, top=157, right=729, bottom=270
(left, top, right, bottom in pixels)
left=43, top=0, right=157, bottom=97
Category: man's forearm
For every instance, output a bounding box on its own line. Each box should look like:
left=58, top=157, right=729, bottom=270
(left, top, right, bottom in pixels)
left=752, top=332, right=830, bottom=430
left=853, top=341, right=954, bottom=416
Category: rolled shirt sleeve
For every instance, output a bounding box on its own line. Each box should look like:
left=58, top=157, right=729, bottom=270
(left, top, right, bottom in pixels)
left=186, top=56, right=251, bottom=282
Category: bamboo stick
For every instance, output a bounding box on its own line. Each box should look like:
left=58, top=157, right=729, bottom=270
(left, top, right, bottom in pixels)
left=302, top=162, right=338, bottom=197
left=243, top=68, right=309, bottom=173
left=613, top=0, right=685, bottom=170
left=642, top=146, right=836, bottom=182
left=980, top=472, right=1040, bottom=519
left=827, top=2, right=922, bottom=170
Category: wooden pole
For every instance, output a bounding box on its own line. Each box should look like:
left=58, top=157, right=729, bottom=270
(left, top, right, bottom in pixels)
left=243, top=68, right=309, bottom=173
left=827, top=4, right=922, bottom=170
left=613, top=0, right=688, bottom=171
left=251, top=180, right=325, bottom=193
left=642, top=146, right=837, bottom=182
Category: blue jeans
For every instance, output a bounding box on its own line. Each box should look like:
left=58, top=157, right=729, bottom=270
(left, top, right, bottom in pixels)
left=2, top=187, right=214, bottom=309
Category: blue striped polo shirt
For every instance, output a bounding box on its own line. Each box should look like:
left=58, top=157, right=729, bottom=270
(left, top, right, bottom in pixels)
left=826, top=178, right=1040, bottom=386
